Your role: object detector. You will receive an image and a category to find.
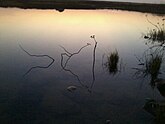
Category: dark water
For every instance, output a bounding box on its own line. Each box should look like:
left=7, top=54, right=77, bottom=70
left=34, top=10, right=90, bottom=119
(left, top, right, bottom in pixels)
left=0, top=8, right=165, bottom=124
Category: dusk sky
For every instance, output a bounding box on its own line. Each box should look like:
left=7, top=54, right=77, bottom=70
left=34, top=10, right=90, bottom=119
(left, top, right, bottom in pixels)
left=97, top=0, right=165, bottom=4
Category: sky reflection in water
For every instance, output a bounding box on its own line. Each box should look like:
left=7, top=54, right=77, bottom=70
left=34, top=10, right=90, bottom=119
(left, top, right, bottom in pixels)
left=0, top=8, right=165, bottom=124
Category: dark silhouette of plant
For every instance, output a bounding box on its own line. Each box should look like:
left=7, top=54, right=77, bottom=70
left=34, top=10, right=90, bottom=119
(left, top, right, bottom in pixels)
left=103, top=50, right=119, bottom=75
left=144, top=16, right=165, bottom=45
left=133, top=48, right=163, bottom=87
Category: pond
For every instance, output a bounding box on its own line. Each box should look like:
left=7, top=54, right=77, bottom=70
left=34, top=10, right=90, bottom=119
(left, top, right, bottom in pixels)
left=0, top=8, right=165, bottom=124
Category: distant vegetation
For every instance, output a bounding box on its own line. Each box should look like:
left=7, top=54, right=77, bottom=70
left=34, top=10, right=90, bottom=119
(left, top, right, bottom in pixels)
left=0, top=0, right=165, bottom=14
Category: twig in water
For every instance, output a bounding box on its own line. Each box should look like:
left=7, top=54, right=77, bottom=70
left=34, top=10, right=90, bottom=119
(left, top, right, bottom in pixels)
left=19, top=44, right=55, bottom=76
left=60, top=43, right=91, bottom=88
left=90, top=35, right=98, bottom=90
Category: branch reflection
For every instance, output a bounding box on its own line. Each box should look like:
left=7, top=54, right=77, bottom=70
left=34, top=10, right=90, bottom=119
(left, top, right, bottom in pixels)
left=19, top=44, right=55, bottom=76
left=60, top=43, right=90, bottom=90
left=60, top=35, right=98, bottom=93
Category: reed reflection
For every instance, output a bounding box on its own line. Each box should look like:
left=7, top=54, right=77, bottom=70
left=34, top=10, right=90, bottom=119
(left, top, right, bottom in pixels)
left=134, top=16, right=165, bottom=87
left=133, top=47, right=164, bottom=87
left=135, top=17, right=165, bottom=123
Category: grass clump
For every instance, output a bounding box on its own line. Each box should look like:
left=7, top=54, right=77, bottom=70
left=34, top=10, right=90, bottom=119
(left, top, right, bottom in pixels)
left=104, top=50, right=119, bottom=75
left=144, top=17, right=165, bottom=45
left=146, top=54, right=163, bottom=85
left=134, top=49, right=163, bottom=87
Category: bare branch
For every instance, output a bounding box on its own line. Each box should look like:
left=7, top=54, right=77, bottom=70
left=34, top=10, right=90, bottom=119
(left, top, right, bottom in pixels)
left=60, top=43, right=90, bottom=89
left=90, top=35, right=98, bottom=89
left=19, top=44, right=55, bottom=76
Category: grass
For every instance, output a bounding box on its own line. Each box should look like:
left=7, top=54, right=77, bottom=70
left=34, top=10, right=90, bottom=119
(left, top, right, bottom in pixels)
left=144, top=17, right=165, bottom=45
left=133, top=49, right=163, bottom=87
left=104, top=50, right=119, bottom=75
left=146, top=53, right=163, bottom=85
left=136, top=17, right=165, bottom=86
left=142, top=17, right=165, bottom=123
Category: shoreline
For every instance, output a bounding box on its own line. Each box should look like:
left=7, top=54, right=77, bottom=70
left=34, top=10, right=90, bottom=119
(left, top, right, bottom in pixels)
left=0, top=0, right=165, bottom=14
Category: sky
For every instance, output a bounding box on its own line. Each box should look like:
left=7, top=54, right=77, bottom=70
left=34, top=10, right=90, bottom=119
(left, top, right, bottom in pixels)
left=96, top=0, right=165, bottom=4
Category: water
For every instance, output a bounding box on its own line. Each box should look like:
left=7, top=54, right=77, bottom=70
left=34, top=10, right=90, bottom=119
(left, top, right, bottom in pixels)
left=0, top=8, right=165, bottom=124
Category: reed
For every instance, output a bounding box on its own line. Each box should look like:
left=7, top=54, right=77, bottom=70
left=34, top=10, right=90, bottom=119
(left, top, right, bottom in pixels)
left=104, top=50, right=119, bottom=75
left=133, top=49, right=163, bottom=87
left=144, top=17, right=165, bottom=45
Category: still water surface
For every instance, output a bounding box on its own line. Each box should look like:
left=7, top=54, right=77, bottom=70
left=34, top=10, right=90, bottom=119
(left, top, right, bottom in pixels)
left=0, top=8, right=165, bottom=124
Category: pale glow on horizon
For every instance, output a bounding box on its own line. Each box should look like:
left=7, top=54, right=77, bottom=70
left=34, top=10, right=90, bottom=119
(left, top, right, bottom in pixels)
left=0, top=8, right=153, bottom=31
left=0, top=8, right=161, bottom=47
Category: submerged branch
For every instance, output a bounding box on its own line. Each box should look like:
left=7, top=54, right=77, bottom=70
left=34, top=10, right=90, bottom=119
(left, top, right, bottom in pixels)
left=19, top=44, right=55, bottom=76
left=60, top=43, right=90, bottom=68
left=60, top=43, right=90, bottom=88
left=60, top=36, right=98, bottom=92
left=90, top=35, right=98, bottom=89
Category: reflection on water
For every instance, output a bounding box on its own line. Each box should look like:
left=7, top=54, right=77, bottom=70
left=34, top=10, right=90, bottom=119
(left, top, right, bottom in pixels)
left=19, top=44, right=55, bottom=76
left=155, top=78, right=165, bottom=97
left=60, top=42, right=90, bottom=90
left=0, top=8, right=165, bottom=123
left=144, top=16, right=165, bottom=44
left=133, top=46, right=164, bottom=87
left=60, top=35, right=97, bottom=93
left=134, top=17, right=165, bottom=123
